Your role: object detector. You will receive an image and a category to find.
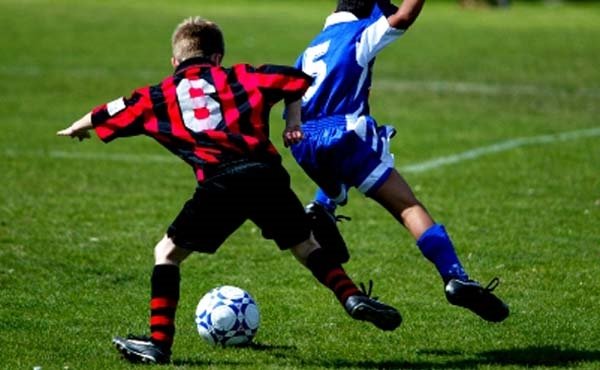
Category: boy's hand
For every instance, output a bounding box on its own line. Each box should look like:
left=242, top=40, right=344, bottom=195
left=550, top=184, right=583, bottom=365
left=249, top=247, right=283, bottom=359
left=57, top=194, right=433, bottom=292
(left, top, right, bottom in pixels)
left=283, top=98, right=304, bottom=147
left=57, top=112, right=93, bottom=141
left=283, top=124, right=303, bottom=147
left=57, top=126, right=91, bottom=141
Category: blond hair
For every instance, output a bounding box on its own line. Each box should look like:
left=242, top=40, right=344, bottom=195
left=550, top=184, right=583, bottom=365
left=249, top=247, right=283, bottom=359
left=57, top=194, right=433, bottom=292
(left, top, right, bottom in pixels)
left=171, top=17, right=224, bottom=62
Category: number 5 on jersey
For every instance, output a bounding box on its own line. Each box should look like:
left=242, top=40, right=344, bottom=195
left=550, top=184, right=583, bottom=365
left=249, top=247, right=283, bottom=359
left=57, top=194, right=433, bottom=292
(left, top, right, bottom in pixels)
left=301, top=41, right=330, bottom=103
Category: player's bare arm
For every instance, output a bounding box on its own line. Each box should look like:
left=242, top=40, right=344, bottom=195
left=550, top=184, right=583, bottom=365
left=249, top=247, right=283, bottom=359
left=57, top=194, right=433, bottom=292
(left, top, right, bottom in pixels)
left=282, top=98, right=304, bottom=147
left=386, top=0, right=425, bottom=30
left=57, top=112, right=93, bottom=141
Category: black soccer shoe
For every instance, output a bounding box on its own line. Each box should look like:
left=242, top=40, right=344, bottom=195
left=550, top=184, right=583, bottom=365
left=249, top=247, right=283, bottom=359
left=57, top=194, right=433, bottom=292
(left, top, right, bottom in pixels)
left=445, top=278, right=509, bottom=322
left=345, top=295, right=402, bottom=331
left=113, top=335, right=171, bottom=364
left=306, top=202, right=350, bottom=264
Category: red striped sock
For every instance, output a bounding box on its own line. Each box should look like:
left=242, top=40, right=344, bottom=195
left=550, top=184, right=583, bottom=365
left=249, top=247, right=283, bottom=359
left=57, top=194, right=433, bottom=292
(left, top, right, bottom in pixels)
left=149, top=264, right=180, bottom=351
left=306, top=248, right=362, bottom=304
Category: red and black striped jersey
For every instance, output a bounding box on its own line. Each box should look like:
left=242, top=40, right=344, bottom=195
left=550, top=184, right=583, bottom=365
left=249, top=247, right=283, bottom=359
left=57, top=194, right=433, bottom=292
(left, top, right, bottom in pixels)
left=91, top=57, right=312, bottom=181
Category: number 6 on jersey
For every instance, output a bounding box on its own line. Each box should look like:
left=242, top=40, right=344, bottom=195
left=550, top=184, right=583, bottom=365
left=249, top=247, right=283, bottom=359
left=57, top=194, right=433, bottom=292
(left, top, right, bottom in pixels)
left=177, top=78, right=223, bottom=132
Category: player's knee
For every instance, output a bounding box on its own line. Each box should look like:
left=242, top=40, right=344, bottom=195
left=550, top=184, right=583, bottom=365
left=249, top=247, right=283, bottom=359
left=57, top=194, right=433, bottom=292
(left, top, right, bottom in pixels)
left=371, top=170, right=422, bottom=209
left=154, top=235, right=190, bottom=265
left=290, top=234, right=320, bottom=265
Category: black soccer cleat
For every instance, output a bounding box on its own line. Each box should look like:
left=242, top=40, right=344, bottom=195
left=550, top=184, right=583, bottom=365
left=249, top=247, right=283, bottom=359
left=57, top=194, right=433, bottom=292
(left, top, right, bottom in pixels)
left=445, top=277, right=509, bottom=322
left=306, top=202, right=350, bottom=264
left=345, top=295, right=402, bottom=331
left=113, top=335, right=171, bottom=364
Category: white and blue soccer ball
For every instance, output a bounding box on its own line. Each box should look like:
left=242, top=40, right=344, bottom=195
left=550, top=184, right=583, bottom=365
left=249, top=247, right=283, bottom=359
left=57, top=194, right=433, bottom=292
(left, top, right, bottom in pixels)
left=195, top=285, right=260, bottom=346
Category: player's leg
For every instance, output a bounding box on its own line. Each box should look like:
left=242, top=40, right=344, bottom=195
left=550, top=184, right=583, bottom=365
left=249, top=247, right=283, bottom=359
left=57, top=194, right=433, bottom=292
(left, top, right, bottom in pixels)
left=339, top=115, right=467, bottom=283
left=370, top=171, right=465, bottom=280
left=289, top=236, right=362, bottom=305
left=305, top=186, right=351, bottom=264
left=114, top=175, right=246, bottom=363
left=113, top=235, right=191, bottom=364
left=248, top=162, right=401, bottom=331
left=290, top=238, right=402, bottom=331
left=344, top=117, right=508, bottom=322
left=148, top=236, right=191, bottom=351
left=290, top=118, right=351, bottom=263
left=369, top=169, right=469, bottom=282
left=369, top=169, right=509, bottom=322
left=368, top=170, right=432, bottom=238
left=154, top=235, right=194, bottom=265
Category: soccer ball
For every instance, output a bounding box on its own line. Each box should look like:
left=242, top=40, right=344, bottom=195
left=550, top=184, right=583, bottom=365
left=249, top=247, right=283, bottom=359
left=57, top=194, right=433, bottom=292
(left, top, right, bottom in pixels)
left=194, top=285, right=260, bottom=346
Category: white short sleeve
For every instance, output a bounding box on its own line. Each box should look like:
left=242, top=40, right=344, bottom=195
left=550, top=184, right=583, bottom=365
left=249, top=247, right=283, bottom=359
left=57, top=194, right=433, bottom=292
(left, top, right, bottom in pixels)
left=356, top=17, right=404, bottom=67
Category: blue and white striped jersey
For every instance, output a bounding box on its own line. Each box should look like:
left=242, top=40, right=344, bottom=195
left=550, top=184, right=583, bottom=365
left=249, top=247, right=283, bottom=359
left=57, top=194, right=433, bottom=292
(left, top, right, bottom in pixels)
left=295, top=4, right=404, bottom=122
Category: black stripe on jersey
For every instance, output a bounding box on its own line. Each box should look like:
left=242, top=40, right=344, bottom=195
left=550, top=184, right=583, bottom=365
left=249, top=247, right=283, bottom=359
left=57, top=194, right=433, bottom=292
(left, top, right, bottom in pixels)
left=91, top=108, right=111, bottom=125
left=256, top=64, right=311, bottom=79
left=227, top=69, right=253, bottom=137
left=109, top=115, right=147, bottom=140
left=176, top=67, right=229, bottom=136
left=91, top=93, right=143, bottom=125
left=150, top=84, right=171, bottom=136
left=163, top=143, right=207, bottom=167
left=255, top=64, right=312, bottom=104
left=194, top=69, right=227, bottom=132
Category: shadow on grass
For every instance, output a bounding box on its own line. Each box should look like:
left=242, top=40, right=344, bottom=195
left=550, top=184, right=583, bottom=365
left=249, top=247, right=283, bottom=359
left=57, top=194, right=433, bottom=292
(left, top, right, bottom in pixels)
left=173, top=341, right=298, bottom=367
left=480, top=346, right=600, bottom=367
left=331, top=346, right=600, bottom=369
left=174, top=345, right=600, bottom=368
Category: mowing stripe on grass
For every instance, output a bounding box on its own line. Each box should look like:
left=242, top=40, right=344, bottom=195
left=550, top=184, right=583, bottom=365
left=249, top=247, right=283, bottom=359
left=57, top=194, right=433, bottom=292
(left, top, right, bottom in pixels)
left=400, top=127, right=600, bottom=173
left=2, top=148, right=176, bottom=164
left=3, top=128, right=599, bottom=172
left=3, top=65, right=600, bottom=98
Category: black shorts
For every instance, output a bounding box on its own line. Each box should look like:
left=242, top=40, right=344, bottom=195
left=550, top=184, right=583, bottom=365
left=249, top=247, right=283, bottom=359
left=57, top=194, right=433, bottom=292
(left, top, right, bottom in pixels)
left=167, top=160, right=311, bottom=253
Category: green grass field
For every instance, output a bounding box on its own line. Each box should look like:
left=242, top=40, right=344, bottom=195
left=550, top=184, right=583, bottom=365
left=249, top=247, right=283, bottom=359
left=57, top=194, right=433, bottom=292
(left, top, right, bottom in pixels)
left=1, top=0, right=599, bottom=369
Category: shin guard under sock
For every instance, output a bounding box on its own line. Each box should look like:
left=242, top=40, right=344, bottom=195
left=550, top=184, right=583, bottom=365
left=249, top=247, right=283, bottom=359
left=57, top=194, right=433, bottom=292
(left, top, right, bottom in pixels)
left=149, top=264, right=180, bottom=351
left=306, top=248, right=361, bottom=304
left=417, top=224, right=469, bottom=283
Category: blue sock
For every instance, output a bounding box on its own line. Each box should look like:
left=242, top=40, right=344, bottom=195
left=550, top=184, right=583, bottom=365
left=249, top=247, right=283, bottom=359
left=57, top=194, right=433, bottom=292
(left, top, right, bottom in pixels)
left=416, top=224, right=469, bottom=283
left=314, top=188, right=338, bottom=213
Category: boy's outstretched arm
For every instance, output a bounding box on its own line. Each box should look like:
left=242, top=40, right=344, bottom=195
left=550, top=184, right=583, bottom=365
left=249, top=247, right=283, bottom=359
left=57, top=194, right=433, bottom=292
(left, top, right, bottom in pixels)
left=57, top=112, right=93, bottom=141
left=382, top=0, right=425, bottom=30
left=282, top=98, right=304, bottom=147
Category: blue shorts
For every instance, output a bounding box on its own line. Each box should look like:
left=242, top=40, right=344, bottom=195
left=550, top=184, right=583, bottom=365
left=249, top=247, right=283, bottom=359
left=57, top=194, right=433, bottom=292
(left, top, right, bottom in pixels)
left=291, top=115, right=396, bottom=203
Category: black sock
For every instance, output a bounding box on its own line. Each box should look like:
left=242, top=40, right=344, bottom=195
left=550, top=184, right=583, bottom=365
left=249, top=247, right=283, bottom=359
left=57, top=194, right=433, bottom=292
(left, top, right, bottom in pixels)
left=149, top=264, right=180, bottom=351
left=306, top=248, right=361, bottom=304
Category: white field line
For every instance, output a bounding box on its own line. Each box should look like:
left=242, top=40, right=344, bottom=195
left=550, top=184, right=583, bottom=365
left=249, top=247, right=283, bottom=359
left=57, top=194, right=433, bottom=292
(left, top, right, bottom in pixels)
left=399, top=127, right=600, bottom=173
left=3, top=128, right=599, bottom=173
left=376, top=79, right=600, bottom=98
